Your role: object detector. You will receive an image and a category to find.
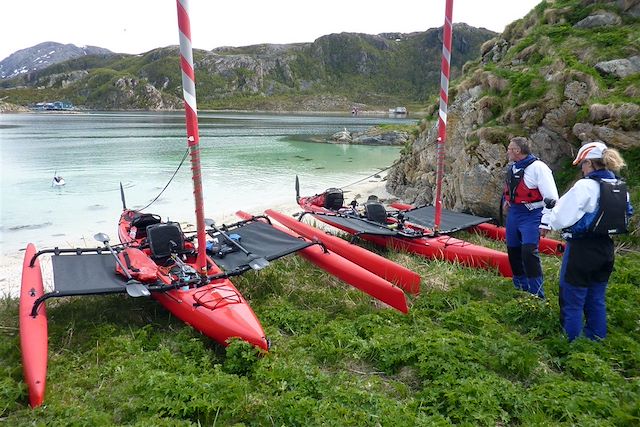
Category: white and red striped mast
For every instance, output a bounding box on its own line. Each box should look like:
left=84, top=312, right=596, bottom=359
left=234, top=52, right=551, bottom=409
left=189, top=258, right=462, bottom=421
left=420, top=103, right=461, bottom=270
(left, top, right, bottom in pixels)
left=176, top=0, right=207, bottom=273
left=433, top=0, right=454, bottom=232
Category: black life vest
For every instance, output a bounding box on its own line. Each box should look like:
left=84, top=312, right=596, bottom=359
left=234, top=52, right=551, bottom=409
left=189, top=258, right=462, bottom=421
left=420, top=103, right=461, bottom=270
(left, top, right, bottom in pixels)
left=504, top=156, right=543, bottom=204
left=587, top=176, right=628, bottom=236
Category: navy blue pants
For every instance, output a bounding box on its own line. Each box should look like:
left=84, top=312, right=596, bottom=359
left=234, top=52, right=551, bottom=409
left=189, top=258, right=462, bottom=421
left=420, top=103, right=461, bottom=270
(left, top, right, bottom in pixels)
left=505, top=205, right=544, bottom=298
left=559, top=239, right=613, bottom=341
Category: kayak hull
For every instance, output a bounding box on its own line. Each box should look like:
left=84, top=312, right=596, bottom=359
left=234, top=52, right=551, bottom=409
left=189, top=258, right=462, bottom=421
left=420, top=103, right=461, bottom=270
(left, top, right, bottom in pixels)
left=389, top=202, right=565, bottom=256
left=151, top=282, right=268, bottom=350
left=20, top=243, right=48, bottom=408
left=119, top=210, right=268, bottom=351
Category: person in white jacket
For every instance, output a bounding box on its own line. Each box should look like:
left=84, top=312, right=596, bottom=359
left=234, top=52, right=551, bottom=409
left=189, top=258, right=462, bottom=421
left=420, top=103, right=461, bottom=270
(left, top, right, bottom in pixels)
left=503, top=137, right=559, bottom=298
left=540, top=141, right=633, bottom=341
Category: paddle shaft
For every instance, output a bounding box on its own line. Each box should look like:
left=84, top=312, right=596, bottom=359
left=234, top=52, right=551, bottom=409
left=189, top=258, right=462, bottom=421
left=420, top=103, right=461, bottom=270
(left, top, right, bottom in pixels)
left=103, top=241, right=133, bottom=280
left=210, top=225, right=252, bottom=257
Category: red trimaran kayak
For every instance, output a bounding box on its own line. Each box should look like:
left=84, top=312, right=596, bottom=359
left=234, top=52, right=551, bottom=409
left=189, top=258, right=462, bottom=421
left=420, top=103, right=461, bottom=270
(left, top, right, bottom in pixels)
left=290, top=0, right=508, bottom=278
left=296, top=196, right=513, bottom=277
left=19, top=0, right=268, bottom=408
left=114, top=0, right=268, bottom=351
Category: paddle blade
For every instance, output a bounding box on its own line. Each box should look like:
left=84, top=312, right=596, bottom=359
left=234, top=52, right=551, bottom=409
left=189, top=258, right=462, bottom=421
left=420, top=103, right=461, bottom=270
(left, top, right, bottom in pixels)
left=119, top=182, right=127, bottom=210
left=295, top=175, right=300, bottom=202
left=248, top=256, right=270, bottom=271
left=125, top=280, right=150, bottom=297
left=93, top=232, right=110, bottom=243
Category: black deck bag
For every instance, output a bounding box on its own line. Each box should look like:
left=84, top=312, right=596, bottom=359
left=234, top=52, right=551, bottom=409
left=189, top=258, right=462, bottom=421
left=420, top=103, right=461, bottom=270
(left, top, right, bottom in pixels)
left=323, top=188, right=344, bottom=210
left=130, top=213, right=162, bottom=239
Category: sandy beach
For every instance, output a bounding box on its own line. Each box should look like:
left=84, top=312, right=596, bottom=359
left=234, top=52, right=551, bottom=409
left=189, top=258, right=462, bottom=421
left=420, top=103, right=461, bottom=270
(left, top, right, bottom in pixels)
left=0, top=172, right=393, bottom=299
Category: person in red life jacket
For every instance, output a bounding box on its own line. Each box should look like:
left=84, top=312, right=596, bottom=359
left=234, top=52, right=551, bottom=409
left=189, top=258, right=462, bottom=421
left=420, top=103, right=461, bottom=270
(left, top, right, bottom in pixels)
left=503, top=137, right=559, bottom=298
left=540, top=141, right=633, bottom=341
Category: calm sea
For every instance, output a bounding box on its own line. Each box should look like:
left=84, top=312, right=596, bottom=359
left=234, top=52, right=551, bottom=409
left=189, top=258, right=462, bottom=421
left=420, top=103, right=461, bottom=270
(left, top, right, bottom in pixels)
left=0, top=111, right=412, bottom=255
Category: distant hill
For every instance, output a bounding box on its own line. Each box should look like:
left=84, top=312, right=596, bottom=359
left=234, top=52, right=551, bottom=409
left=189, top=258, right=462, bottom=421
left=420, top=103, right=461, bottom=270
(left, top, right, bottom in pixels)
left=0, top=42, right=114, bottom=79
left=0, top=25, right=495, bottom=111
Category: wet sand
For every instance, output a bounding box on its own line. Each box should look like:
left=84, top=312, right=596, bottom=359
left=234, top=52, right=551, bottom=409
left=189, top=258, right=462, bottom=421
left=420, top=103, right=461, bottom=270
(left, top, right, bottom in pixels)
left=0, top=172, right=392, bottom=298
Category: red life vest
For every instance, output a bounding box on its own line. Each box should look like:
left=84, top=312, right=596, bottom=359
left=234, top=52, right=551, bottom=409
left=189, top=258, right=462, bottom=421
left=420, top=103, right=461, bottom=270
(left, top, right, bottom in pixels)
left=503, top=157, right=543, bottom=204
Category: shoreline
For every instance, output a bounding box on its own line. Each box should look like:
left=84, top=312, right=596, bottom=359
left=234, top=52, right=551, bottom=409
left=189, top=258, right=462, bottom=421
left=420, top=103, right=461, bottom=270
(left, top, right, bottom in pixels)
left=0, top=172, right=392, bottom=299
left=0, top=108, right=424, bottom=120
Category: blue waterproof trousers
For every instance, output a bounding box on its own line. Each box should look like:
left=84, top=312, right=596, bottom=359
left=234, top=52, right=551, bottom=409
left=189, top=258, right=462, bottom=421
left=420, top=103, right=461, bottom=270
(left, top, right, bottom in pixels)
left=559, top=240, right=611, bottom=341
left=505, top=204, right=544, bottom=298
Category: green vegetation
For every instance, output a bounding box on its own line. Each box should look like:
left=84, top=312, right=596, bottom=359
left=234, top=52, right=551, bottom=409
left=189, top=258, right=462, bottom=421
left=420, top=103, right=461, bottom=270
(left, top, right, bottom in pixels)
left=1, top=236, right=639, bottom=425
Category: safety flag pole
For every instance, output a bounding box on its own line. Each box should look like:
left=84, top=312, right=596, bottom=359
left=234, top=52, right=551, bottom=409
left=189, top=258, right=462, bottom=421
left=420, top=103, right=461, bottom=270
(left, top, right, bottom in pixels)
left=176, top=0, right=207, bottom=274
left=433, top=0, right=454, bottom=233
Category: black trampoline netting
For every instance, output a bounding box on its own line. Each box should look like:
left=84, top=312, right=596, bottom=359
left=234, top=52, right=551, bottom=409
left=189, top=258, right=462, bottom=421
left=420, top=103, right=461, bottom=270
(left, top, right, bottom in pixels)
left=310, top=213, right=400, bottom=237
left=400, top=206, right=492, bottom=233
left=210, top=221, right=314, bottom=273
left=51, top=253, right=127, bottom=295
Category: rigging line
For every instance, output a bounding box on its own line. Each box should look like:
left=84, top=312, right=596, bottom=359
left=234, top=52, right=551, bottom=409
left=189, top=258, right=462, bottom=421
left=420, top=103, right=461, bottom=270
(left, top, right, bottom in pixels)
left=138, top=148, right=190, bottom=212
left=341, top=165, right=393, bottom=190
left=340, top=126, right=440, bottom=191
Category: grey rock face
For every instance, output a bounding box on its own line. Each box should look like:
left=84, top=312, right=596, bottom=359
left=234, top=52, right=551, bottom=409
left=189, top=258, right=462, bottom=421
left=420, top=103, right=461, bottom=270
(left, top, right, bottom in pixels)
left=595, top=56, right=640, bottom=78
left=574, top=11, right=622, bottom=28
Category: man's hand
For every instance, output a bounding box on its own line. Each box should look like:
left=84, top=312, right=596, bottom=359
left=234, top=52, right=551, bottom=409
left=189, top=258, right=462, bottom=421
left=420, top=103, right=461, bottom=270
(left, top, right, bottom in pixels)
left=502, top=200, right=510, bottom=217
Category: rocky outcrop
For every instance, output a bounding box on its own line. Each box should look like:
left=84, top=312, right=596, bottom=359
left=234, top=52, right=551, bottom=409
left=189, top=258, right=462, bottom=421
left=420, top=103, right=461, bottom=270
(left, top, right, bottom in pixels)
left=574, top=10, right=622, bottom=28
left=0, top=101, right=29, bottom=113
left=329, top=127, right=411, bottom=145
left=100, top=77, right=182, bottom=110
left=594, top=56, right=640, bottom=78
left=352, top=130, right=410, bottom=146
left=387, top=0, right=640, bottom=218
left=330, top=129, right=352, bottom=143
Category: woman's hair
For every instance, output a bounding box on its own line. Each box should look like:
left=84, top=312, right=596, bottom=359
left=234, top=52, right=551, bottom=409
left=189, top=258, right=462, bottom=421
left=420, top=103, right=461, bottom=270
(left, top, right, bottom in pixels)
left=590, top=148, right=626, bottom=172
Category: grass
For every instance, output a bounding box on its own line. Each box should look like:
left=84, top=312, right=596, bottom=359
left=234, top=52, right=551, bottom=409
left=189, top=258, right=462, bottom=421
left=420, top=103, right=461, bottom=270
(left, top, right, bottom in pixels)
left=1, top=232, right=639, bottom=425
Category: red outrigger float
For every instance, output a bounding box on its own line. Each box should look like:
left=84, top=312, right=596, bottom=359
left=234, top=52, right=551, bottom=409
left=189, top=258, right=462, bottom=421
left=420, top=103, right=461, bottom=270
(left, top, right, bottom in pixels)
left=263, top=209, right=421, bottom=294
left=235, top=211, right=410, bottom=312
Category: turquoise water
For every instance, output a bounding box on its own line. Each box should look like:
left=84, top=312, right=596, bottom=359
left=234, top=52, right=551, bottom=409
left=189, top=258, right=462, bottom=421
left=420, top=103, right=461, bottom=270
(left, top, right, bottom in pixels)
left=0, top=111, right=412, bottom=254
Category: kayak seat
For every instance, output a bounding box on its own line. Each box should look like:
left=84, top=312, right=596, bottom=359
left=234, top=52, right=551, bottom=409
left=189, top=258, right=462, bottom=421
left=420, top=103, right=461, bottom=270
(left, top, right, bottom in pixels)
left=131, top=213, right=162, bottom=239
left=147, top=222, right=186, bottom=259
left=364, top=202, right=388, bottom=224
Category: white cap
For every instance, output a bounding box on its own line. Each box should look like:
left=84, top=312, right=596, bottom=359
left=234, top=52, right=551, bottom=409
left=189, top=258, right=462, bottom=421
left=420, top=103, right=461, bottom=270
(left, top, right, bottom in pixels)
left=573, top=141, right=607, bottom=165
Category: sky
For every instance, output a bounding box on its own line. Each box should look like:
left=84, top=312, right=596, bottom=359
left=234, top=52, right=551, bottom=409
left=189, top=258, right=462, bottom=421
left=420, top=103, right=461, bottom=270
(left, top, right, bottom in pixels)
left=0, top=0, right=542, bottom=61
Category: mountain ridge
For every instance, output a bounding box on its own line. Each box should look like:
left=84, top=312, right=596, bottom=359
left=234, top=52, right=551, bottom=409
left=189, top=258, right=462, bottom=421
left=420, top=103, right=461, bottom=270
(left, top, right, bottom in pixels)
left=0, top=24, right=496, bottom=111
left=0, top=42, right=114, bottom=79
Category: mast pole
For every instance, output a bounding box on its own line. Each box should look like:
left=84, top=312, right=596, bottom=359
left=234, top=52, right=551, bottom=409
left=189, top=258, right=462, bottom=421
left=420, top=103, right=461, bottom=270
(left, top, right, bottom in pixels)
left=434, top=0, right=454, bottom=233
left=176, top=0, right=207, bottom=273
